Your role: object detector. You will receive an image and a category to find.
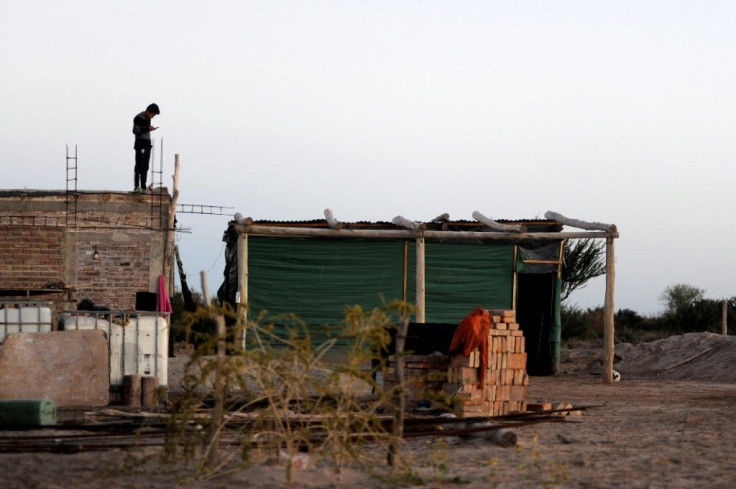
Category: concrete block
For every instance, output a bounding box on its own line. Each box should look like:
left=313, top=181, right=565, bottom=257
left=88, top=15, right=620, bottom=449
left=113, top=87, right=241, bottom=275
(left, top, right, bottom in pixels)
left=0, top=330, right=109, bottom=407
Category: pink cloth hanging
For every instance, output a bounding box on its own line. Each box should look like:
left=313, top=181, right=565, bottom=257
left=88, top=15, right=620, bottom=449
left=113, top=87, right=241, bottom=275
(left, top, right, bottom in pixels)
left=157, top=275, right=173, bottom=313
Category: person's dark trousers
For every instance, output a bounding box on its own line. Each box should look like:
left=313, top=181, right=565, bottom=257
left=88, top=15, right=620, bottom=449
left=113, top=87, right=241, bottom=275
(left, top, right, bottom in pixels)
left=134, top=146, right=151, bottom=189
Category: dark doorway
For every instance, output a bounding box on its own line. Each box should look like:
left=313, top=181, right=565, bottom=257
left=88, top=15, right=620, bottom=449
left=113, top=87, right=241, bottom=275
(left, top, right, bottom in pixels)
left=516, top=273, right=556, bottom=375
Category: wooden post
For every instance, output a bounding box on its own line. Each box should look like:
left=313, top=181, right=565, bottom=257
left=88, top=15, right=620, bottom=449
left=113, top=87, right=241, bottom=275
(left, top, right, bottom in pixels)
left=388, top=315, right=409, bottom=467
left=237, top=232, right=248, bottom=351
left=602, top=236, right=616, bottom=384
left=123, top=374, right=142, bottom=407
left=162, top=155, right=180, bottom=289
left=403, top=241, right=409, bottom=303
left=415, top=237, right=425, bottom=323
left=722, top=300, right=728, bottom=335
left=208, top=313, right=226, bottom=464
left=141, top=376, right=159, bottom=408
left=201, top=271, right=226, bottom=465
left=512, top=246, right=518, bottom=312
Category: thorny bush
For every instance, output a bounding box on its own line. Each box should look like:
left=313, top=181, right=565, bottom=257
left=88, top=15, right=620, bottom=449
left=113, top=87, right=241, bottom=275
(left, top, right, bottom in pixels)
left=163, top=301, right=415, bottom=481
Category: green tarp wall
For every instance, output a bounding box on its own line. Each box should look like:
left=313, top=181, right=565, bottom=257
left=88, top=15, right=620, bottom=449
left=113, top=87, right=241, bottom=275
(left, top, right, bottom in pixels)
left=410, top=241, right=515, bottom=322
left=247, top=237, right=514, bottom=330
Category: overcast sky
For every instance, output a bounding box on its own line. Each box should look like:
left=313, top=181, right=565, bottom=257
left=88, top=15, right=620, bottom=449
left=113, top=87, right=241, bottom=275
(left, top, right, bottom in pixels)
left=2, top=1, right=734, bottom=315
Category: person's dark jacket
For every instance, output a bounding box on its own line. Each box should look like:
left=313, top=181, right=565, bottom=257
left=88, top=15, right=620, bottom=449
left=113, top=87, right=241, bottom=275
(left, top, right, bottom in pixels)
left=132, top=112, right=152, bottom=149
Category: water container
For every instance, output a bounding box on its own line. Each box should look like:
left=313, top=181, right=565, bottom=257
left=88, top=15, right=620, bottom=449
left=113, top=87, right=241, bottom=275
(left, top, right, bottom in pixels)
left=0, top=302, right=53, bottom=343
left=0, top=308, right=21, bottom=343
left=21, top=307, right=52, bottom=332
left=61, top=312, right=169, bottom=390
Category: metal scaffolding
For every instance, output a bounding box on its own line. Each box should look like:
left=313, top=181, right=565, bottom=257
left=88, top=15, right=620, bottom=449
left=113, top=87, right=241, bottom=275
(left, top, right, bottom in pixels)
left=176, top=204, right=234, bottom=215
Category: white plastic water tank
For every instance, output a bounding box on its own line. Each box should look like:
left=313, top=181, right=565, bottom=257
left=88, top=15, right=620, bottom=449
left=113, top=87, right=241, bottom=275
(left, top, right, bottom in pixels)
left=20, top=306, right=52, bottom=329
left=0, top=303, right=53, bottom=343
left=61, top=313, right=169, bottom=388
left=0, top=308, right=21, bottom=342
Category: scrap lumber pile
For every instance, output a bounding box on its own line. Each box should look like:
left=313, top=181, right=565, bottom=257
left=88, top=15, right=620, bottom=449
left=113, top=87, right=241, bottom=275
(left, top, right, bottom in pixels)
left=444, top=308, right=528, bottom=417
left=383, top=354, right=449, bottom=408
left=0, top=404, right=587, bottom=454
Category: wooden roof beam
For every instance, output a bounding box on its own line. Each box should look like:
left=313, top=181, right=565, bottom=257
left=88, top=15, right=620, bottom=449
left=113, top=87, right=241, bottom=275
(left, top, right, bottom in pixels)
left=324, top=208, right=344, bottom=230
left=235, top=224, right=608, bottom=241
left=432, top=213, right=449, bottom=231
left=472, top=210, right=526, bottom=233
left=233, top=213, right=253, bottom=226
left=392, top=215, right=426, bottom=231
left=545, top=211, right=617, bottom=234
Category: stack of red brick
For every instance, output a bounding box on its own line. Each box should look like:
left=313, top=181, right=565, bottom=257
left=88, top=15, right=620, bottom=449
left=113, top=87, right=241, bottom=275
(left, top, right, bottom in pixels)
left=443, top=309, right=528, bottom=417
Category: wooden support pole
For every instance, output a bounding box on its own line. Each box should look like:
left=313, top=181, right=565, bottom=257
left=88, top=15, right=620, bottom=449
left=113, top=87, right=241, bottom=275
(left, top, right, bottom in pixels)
left=208, top=313, right=226, bottom=463
left=388, top=315, right=409, bottom=467
left=722, top=300, right=728, bottom=335
left=162, top=155, right=180, bottom=290
left=602, top=236, right=616, bottom=384
left=415, top=237, right=425, bottom=323
left=201, top=271, right=226, bottom=465
left=512, top=246, right=518, bottom=312
left=237, top=232, right=248, bottom=351
left=402, top=241, right=408, bottom=303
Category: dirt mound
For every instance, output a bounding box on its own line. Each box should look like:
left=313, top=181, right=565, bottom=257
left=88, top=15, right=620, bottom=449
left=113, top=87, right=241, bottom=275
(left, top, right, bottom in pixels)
left=616, top=332, right=736, bottom=383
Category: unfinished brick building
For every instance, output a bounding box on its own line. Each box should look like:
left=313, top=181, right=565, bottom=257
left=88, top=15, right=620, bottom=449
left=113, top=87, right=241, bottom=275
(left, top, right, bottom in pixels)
left=0, top=190, right=173, bottom=319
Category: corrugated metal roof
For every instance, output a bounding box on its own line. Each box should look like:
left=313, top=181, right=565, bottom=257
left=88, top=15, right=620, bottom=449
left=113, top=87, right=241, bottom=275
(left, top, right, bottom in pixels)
left=240, top=217, right=562, bottom=232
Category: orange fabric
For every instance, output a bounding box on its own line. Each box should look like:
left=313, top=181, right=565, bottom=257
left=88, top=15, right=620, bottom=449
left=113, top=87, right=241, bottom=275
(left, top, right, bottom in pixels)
left=449, top=307, right=491, bottom=384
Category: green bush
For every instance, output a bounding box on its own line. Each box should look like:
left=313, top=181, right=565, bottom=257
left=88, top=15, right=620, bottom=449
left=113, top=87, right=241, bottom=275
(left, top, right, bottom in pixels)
left=560, top=305, right=602, bottom=342
left=560, top=288, right=736, bottom=343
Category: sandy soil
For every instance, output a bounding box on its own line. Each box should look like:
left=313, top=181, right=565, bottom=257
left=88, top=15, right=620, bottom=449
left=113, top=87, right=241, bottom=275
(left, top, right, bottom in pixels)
left=2, top=332, right=736, bottom=488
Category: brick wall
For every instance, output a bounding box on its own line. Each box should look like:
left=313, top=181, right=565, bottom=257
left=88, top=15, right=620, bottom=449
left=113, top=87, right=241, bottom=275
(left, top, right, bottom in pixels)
left=0, top=226, right=65, bottom=288
left=0, top=190, right=171, bottom=315
left=75, top=231, right=158, bottom=310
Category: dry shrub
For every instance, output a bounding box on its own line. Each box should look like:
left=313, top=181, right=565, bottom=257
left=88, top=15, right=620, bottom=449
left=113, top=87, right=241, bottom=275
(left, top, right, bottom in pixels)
left=163, top=301, right=412, bottom=481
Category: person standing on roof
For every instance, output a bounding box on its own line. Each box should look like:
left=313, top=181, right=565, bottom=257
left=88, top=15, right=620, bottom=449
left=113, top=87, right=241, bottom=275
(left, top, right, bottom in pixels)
left=132, top=103, right=160, bottom=193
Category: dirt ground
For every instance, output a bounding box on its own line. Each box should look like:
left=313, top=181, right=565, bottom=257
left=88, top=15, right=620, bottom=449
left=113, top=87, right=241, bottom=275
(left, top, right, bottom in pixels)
left=2, top=332, right=736, bottom=488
